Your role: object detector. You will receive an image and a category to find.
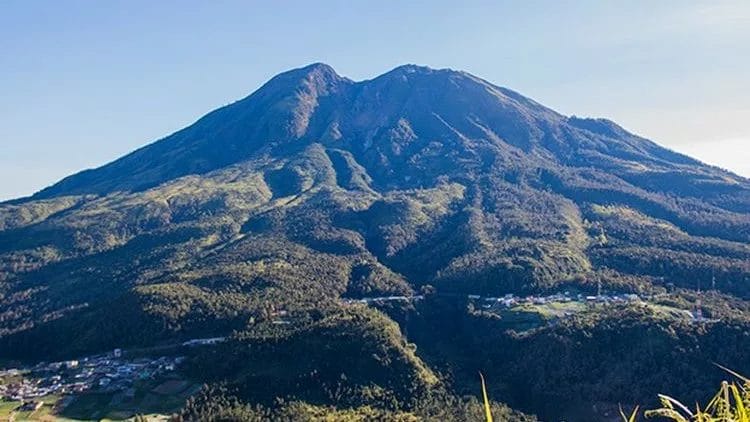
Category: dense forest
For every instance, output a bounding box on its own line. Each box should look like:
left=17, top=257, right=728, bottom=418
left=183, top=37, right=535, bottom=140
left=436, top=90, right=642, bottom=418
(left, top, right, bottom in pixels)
left=399, top=292, right=750, bottom=420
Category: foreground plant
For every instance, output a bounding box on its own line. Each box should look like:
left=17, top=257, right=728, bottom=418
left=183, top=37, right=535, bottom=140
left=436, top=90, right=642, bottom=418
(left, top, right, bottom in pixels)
left=621, top=405, right=640, bottom=422
left=622, top=366, right=750, bottom=422
left=480, top=372, right=493, bottom=422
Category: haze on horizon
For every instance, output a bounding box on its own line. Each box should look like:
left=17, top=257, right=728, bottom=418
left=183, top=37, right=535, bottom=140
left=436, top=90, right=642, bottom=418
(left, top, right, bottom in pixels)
left=1, top=0, right=748, bottom=201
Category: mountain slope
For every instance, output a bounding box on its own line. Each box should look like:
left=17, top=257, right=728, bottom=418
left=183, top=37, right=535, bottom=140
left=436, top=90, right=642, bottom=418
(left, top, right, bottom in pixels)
left=2, top=64, right=750, bottom=356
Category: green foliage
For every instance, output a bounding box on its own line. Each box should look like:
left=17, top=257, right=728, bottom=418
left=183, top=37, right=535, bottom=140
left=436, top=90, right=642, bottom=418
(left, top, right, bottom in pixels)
left=180, top=384, right=536, bottom=422
left=176, top=305, right=538, bottom=420
left=184, top=306, right=436, bottom=408
left=405, top=294, right=750, bottom=420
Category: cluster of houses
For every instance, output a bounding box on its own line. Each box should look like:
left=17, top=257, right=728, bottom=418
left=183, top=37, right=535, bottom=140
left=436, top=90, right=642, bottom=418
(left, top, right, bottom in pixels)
left=343, top=291, right=717, bottom=326
left=181, top=337, right=226, bottom=347
left=472, top=291, right=715, bottom=324
left=344, top=291, right=642, bottom=308
left=0, top=349, right=184, bottom=404
left=470, top=291, right=642, bottom=308
left=346, top=291, right=717, bottom=325
left=343, top=295, right=425, bottom=305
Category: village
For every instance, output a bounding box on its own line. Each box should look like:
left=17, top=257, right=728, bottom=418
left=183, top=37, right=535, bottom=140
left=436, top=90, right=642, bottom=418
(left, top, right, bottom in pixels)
left=0, top=349, right=184, bottom=410
left=0, top=336, right=231, bottom=418
left=344, top=290, right=642, bottom=307
left=345, top=289, right=714, bottom=324
left=472, top=290, right=641, bottom=309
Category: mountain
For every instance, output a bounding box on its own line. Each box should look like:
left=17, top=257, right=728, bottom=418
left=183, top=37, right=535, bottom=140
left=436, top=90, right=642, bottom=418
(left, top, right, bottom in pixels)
left=2, top=63, right=750, bottom=419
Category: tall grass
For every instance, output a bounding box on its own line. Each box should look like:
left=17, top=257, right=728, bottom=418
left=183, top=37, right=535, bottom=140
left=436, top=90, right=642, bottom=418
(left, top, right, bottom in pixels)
left=621, top=405, right=639, bottom=422
left=621, top=366, right=750, bottom=422
left=480, top=372, right=493, bottom=422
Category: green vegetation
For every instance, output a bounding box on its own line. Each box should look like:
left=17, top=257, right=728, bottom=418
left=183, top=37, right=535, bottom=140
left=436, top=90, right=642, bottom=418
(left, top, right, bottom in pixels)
left=0, top=400, right=22, bottom=420
left=401, top=293, right=750, bottom=420
left=180, top=385, right=536, bottom=422
left=61, top=376, right=196, bottom=421
left=0, top=394, right=61, bottom=421
left=178, top=305, right=537, bottom=421
left=184, top=306, right=436, bottom=408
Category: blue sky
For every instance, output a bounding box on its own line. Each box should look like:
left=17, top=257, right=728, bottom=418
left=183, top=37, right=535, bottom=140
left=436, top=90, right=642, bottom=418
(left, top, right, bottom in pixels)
left=1, top=0, right=748, bottom=200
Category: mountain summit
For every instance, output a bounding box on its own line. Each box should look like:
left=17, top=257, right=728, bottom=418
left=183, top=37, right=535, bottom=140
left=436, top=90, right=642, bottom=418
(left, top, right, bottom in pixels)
left=35, top=63, right=741, bottom=200
left=1, top=64, right=749, bottom=361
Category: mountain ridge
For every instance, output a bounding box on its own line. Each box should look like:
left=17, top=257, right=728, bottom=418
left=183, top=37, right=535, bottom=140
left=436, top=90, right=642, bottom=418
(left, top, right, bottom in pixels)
left=28, top=63, right=744, bottom=202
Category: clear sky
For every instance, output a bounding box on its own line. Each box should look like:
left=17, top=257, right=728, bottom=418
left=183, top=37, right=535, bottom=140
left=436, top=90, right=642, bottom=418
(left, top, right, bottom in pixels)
left=1, top=0, right=748, bottom=201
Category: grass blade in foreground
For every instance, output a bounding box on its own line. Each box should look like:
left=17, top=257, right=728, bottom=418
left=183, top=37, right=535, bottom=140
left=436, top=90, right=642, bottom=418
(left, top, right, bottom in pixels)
left=480, top=371, right=493, bottom=422
left=620, top=405, right=639, bottom=422
left=644, top=368, right=750, bottom=422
